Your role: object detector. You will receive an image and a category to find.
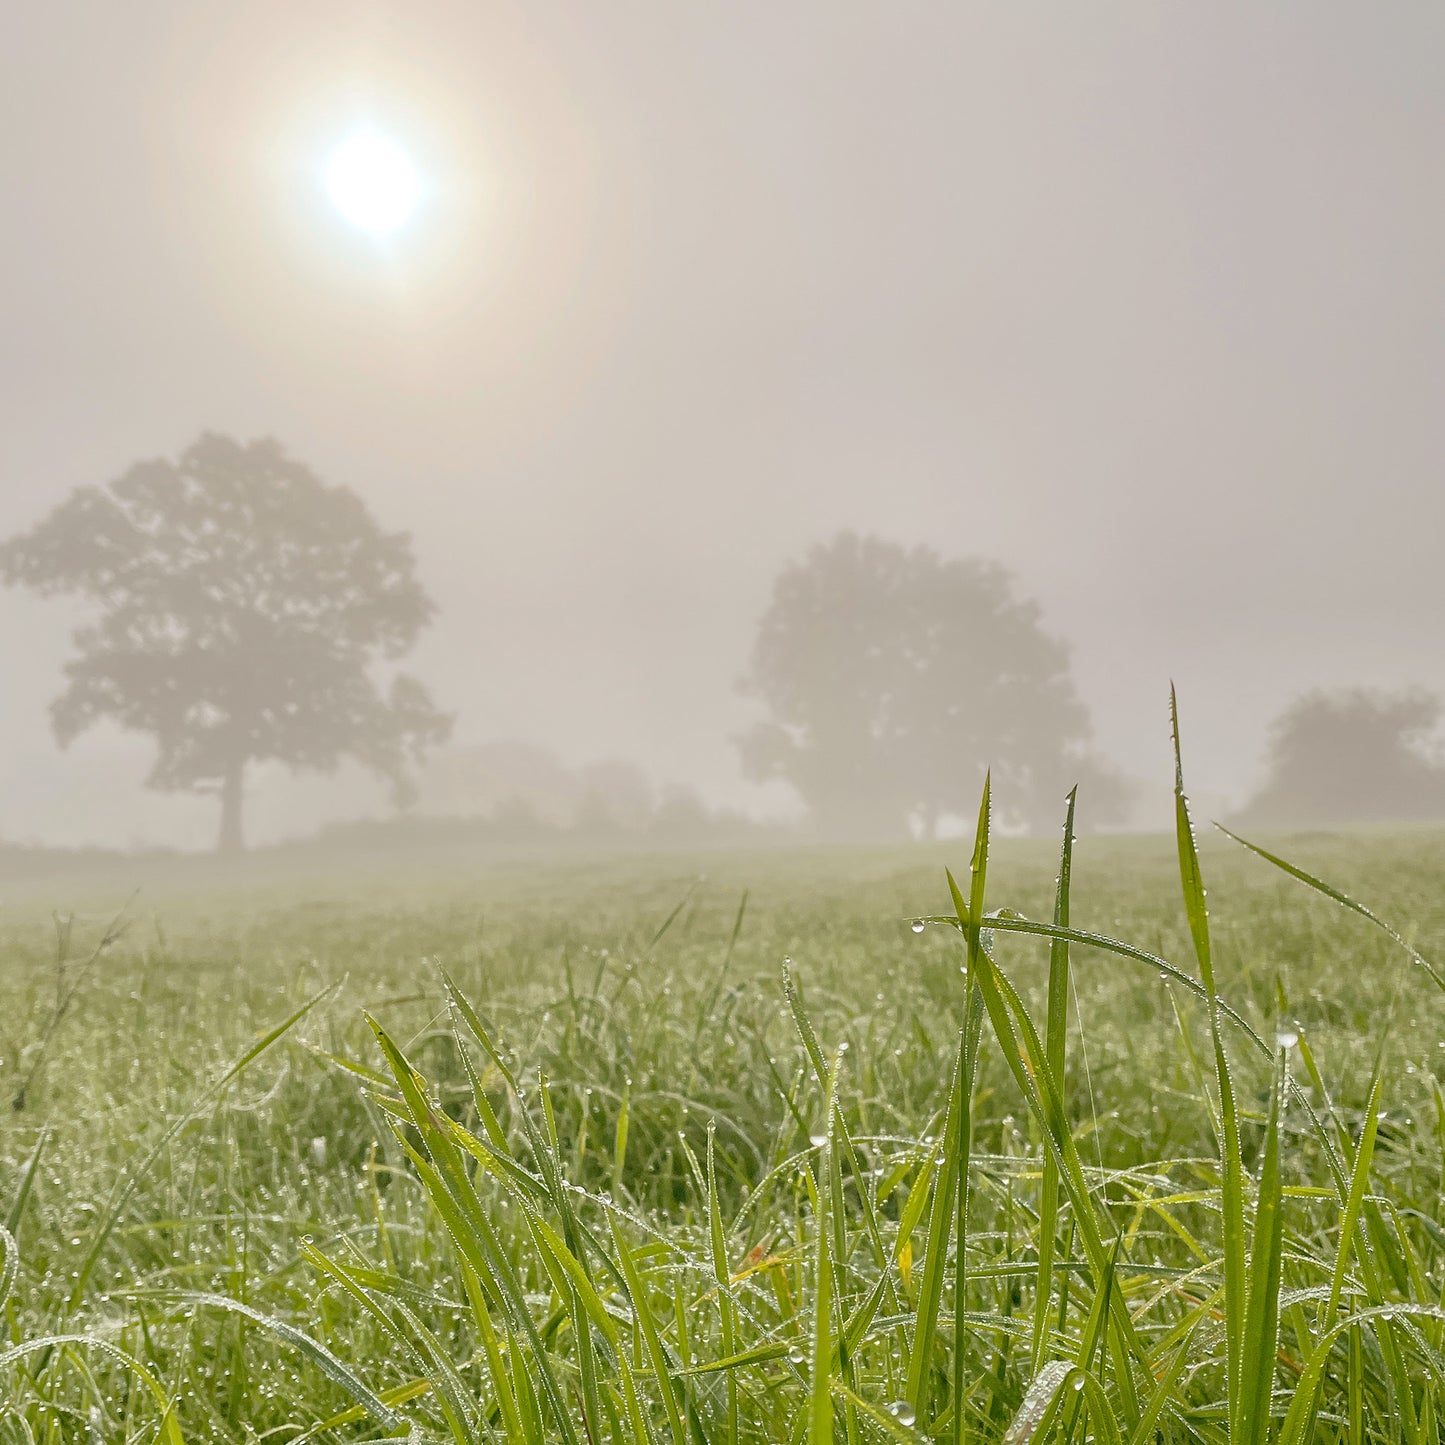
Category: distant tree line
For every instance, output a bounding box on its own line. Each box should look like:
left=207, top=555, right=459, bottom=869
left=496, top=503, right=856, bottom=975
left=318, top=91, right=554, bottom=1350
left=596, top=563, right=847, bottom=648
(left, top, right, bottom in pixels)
left=2, top=433, right=1442, bottom=850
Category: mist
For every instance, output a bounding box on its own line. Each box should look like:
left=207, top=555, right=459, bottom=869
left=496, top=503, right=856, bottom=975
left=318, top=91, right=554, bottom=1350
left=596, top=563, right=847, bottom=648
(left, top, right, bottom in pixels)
left=3, top=2, right=1443, bottom=851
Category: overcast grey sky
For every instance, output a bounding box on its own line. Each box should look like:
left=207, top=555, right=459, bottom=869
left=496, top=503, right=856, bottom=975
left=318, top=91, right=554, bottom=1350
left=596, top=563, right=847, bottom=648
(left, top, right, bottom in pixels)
left=2, top=3, right=1442, bottom=847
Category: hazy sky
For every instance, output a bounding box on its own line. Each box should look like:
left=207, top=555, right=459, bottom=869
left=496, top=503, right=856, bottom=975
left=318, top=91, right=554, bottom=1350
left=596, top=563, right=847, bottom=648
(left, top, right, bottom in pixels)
left=2, top=3, right=1443, bottom=846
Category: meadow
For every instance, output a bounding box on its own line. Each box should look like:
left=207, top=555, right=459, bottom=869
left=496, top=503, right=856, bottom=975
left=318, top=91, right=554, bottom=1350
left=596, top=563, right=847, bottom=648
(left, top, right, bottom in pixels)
left=2, top=769, right=1445, bottom=1442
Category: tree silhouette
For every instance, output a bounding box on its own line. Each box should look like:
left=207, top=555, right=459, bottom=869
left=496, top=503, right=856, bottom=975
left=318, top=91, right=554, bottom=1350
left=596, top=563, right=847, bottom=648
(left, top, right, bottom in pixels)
left=737, top=532, right=1124, bottom=836
left=1235, top=687, right=1445, bottom=828
left=0, top=433, right=451, bottom=851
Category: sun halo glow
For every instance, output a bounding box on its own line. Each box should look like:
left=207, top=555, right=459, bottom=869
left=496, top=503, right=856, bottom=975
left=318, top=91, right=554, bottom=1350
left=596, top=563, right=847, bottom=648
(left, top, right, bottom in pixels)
left=325, top=132, right=420, bottom=234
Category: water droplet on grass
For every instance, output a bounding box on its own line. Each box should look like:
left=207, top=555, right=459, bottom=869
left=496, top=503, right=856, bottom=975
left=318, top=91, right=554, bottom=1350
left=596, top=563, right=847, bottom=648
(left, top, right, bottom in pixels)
left=910, top=920, right=926, bottom=934
left=887, top=1401, right=916, bottom=1425
left=809, top=1133, right=828, bottom=1148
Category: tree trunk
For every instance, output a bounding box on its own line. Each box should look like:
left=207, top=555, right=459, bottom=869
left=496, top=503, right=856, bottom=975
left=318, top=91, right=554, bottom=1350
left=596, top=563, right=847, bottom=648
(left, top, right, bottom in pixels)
left=217, top=759, right=246, bottom=854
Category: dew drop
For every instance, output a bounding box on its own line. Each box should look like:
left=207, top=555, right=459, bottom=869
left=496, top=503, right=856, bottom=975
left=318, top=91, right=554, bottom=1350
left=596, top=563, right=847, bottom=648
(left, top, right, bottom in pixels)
left=1071, top=1375, right=1085, bottom=1392
left=910, top=920, right=927, bottom=934
left=1275, top=1026, right=1300, bottom=1050
left=809, top=1133, right=828, bottom=1148
left=887, top=1401, right=917, bottom=1426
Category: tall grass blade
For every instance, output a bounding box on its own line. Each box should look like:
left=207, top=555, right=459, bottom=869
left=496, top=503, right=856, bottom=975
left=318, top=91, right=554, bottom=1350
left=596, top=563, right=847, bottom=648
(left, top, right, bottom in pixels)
left=5, top=1126, right=49, bottom=1237
left=808, top=1157, right=835, bottom=1445
left=1001, top=1359, right=1073, bottom=1445
left=904, top=1026, right=966, bottom=1422
left=1032, top=787, right=1076, bottom=1369
left=0, top=1224, right=15, bottom=1314
left=1171, top=687, right=1246, bottom=1438
left=609, top=1211, right=689, bottom=1445
left=1215, top=824, right=1445, bottom=992
left=1238, top=1046, right=1286, bottom=1445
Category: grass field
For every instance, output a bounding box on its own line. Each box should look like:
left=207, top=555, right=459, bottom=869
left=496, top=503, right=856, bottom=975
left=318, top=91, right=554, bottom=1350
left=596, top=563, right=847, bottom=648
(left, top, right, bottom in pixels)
left=2, top=773, right=1445, bottom=1441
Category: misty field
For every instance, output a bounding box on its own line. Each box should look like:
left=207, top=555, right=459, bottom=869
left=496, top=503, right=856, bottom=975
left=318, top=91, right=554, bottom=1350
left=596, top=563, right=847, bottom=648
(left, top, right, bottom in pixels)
left=2, top=805, right=1445, bottom=1443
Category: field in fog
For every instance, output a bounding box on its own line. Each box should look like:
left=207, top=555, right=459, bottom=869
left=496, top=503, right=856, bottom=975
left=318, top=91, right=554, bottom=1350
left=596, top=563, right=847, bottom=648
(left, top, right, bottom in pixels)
left=1, top=811, right=1444, bottom=1442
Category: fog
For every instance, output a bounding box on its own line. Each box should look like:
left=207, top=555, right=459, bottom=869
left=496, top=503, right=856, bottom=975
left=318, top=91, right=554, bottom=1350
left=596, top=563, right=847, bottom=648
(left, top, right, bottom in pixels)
left=2, top=3, right=1443, bottom=850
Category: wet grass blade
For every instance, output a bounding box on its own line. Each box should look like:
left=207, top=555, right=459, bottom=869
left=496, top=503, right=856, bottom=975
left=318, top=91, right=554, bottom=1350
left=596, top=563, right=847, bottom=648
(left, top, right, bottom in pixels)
left=1171, top=688, right=1246, bottom=1437
left=5, top=1125, right=49, bottom=1237
left=698, top=889, right=749, bottom=1038
left=1032, top=787, right=1076, bottom=1369
left=808, top=1156, right=835, bottom=1445
left=707, top=1126, right=740, bottom=1445
left=1238, top=1045, right=1286, bottom=1445
left=1215, top=823, right=1445, bottom=992
left=0, top=1225, right=15, bottom=1314
left=952, top=776, right=993, bottom=1445
left=904, top=1024, right=967, bottom=1422
left=1002, top=1359, right=1073, bottom=1445
left=609, top=1209, right=689, bottom=1445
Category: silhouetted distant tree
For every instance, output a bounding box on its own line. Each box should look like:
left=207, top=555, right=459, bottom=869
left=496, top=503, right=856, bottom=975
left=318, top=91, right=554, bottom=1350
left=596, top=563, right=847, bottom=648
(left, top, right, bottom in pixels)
left=0, top=433, right=451, bottom=851
left=737, top=532, right=1125, bottom=836
left=1235, top=688, right=1445, bottom=828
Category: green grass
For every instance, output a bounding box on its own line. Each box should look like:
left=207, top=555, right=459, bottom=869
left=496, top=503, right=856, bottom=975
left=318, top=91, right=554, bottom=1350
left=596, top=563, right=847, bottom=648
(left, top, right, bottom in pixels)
left=2, top=774, right=1445, bottom=1440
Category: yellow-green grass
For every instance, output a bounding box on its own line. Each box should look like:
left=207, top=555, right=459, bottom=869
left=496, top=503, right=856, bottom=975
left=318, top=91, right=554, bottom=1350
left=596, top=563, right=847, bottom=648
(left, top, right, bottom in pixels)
left=1, top=796, right=1444, bottom=1441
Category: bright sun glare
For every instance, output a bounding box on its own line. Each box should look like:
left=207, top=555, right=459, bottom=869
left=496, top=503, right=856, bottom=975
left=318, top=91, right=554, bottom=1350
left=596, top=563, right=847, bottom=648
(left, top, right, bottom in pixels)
left=326, top=133, right=420, bottom=234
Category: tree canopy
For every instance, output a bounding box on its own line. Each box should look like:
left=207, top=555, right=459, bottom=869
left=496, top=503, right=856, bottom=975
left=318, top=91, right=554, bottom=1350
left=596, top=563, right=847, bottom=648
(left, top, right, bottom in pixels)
left=737, top=531, right=1124, bottom=836
left=0, top=433, right=451, bottom=850
left=1235, top=687, right=1445, bottom=828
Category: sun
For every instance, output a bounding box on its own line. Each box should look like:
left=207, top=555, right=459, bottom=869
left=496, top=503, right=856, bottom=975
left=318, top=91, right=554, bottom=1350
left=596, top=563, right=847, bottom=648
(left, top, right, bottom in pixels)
left=325, top=132, right=420, bottom=234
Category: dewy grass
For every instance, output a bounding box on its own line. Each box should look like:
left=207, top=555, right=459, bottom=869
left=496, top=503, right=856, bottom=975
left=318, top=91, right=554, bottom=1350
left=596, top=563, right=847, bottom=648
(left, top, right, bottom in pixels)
left=1, top=709, right=1445, bottom=1439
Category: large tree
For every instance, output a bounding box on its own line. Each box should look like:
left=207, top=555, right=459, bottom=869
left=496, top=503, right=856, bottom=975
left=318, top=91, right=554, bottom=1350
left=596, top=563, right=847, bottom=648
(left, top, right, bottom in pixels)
left=0, top=433, right=451, bottom=851
left=737, top=531, right=1124, bottom=836
left=1235, top=687, right=1445, bottom=828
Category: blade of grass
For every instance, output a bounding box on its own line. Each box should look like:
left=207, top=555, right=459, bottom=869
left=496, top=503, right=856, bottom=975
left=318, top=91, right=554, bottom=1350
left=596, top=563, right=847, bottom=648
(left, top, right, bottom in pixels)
left=609, top=1209, right=689, bottom=1445
left=5, top=1126, right=49, bottom=1237
left=808, top=1157, right=835, bottom=1445
left=1032, top=787, right=1076, bottom=1369
left=1238, top=1045, right=1286, bottom=1445
left=707, top=1126, right=740, bottom=1445
left=1171, top=687, right=1246, bottom=1442
left=1214, top=824, right=1445, bottom=992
